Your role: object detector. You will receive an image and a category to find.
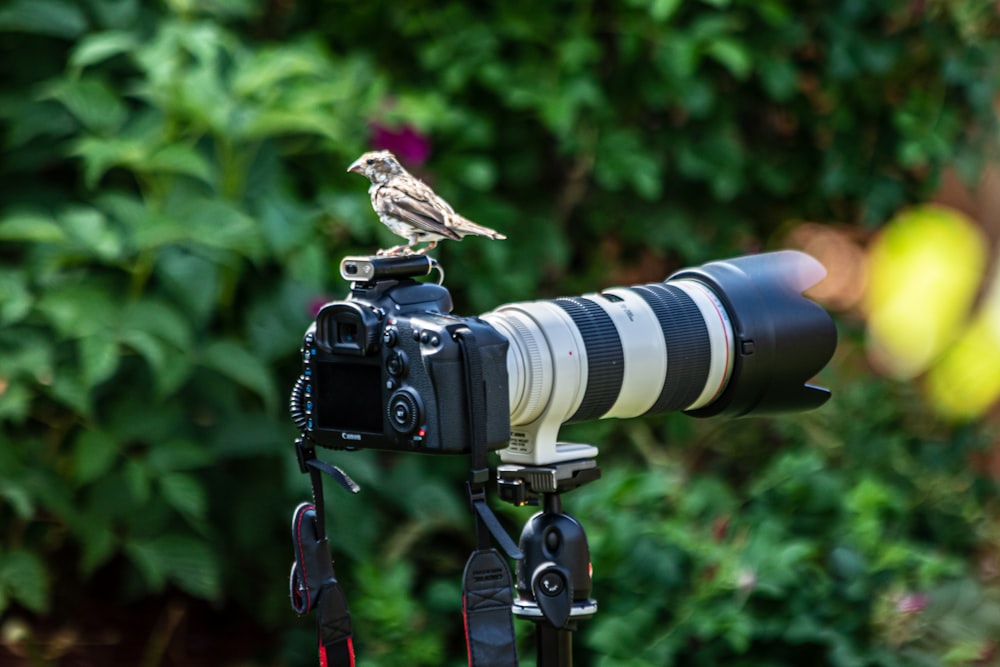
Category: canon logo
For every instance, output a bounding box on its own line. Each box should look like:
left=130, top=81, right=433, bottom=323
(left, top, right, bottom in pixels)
left=341, top=433, right=362, bottom=441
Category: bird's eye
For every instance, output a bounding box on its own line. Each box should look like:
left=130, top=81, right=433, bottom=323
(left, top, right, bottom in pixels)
left=366, top=159, right=374, bottom=165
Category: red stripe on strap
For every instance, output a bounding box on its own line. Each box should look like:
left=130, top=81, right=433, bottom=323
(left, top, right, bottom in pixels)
left=462, top=594, right=473, bottom=667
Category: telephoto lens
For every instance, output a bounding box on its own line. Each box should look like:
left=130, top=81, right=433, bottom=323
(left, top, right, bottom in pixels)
left=481, top=250, right=836, bottom=465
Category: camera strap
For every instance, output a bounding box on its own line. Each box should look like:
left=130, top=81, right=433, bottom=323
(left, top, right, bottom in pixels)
left=291, top=440, right=360, bottom=667
left=455, top=328, right=521, bottom=667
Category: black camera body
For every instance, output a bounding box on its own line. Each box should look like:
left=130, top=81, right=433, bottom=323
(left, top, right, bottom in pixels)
left=297, top=258, right=510, bottom=454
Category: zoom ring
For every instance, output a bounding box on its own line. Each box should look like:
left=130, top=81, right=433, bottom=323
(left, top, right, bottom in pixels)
left=555, top=297, right=624, bottom=423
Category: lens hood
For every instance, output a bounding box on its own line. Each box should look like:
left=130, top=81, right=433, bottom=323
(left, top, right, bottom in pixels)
left=670, top=250, right=837, bottom=417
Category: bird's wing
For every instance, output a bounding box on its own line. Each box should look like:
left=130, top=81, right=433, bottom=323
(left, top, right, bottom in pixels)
left=376, top=183, right=462, bottom=240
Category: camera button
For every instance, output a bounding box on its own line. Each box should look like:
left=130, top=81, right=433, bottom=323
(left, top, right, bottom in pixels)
left=386, top=351, right=407, bottom=378
left=382, top=327, right=398, bottom=347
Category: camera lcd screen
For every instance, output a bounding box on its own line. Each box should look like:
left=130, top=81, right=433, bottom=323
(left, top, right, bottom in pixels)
left=314, top=361, right=382, bottom=434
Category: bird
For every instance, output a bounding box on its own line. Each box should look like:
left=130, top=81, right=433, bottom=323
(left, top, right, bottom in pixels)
left=347, top=150, right=506, bottom=256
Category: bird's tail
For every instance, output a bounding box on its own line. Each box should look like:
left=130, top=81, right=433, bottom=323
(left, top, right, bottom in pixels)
left=451, top=215, right=506, bottom=240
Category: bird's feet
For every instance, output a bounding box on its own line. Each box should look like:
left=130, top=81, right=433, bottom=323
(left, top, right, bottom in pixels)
left=376, top=245, right=411, bottom=256
left=377, top=241, right=437, bottom=256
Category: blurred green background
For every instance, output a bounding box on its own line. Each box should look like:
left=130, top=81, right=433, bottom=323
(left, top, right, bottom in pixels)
left=4, top=0, right=1000, bottom=665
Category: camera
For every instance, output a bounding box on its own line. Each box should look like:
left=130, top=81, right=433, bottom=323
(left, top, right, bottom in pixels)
left=291, top=251, right=837, bottom=463
left=293, top=255, right=510, bottom=453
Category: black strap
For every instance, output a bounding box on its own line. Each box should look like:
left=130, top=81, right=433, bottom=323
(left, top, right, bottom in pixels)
left=463, top=549, right=519, bottom=666
left=292, top=440, right=361, bottom=667
left=455, top=328, right=520, bottom=667
left=290, top=502, right=355, bottom=667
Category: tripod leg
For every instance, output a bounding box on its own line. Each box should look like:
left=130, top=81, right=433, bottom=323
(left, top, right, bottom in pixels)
left=537, top=624, right=573, bottom=667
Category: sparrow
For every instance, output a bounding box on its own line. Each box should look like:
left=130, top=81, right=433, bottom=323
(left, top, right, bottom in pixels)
left=347, top=150, right=506, bottom=256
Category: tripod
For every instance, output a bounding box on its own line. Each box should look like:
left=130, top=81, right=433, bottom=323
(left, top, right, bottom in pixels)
left=498, top=458, right=602, bottom=667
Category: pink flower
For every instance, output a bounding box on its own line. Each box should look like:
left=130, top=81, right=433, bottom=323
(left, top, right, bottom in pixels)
left=895, top=592, right=929, bottom=614
left=369, top=122, right=431, bottom=166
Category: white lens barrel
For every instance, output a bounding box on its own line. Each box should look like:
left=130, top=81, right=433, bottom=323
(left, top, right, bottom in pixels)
left=483, top=276, right=736, bottom=465
left=482, top=302, right=588, bottom=426
left=482, top=250, right=835, bottom=464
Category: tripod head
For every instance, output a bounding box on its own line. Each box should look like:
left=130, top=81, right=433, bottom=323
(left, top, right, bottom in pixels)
left=495, top=457, right=602, bottom=664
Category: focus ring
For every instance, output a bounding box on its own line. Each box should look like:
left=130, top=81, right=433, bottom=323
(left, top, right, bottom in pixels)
left=631, top=284, right=711, bottom=413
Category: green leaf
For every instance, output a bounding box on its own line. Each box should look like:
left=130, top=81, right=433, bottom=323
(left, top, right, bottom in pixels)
left=160, top=472, right=207, bottom=523
left=705, top=38, right=752, bottom=80
left=239, top=109, right=343, bottom=141
left=73, top=429, right=119, bottom=484
left=231, top=42, right=332, bottom=96
left=143, top=145, right=214, bottom=183
left=126, top=536, right=221, bottom=600
left=37, top=283, right=118, bottom=338
left=126, top=212, right=195, bottom=251
left=80, top=526, right=116, bottom=576
left=43, top=76, right=127, bottom=134
left=0, top=0, right=87, bottom=38
left=114, top=300, right=195, bottom=394
left=88, top=0, right=142, bottom=30
left=944, top=641, right=993, bottom=665
left=123, top=459, right=151, bottom=505
left=125, top=539, right=168, bottom=591
left=199, top=339, right=277, bottom=409
left=119, top=329, right=167, bottom=378
left=70, top=30, right=139, bottom=69
left=650, top=0, right=682, bottom=21
left=151, top=348, right=195, bottom=398
left=147, top=439, right=212, bottom=472
left=0, top=270, right=33, bottom=325
left=60, top=205, right=123, bottom=260
left=0, top=211, right=67, bottom=243
left=255, top=192, right=314, bottom=257
left=759, top=58, right=798, bottom=101
left=72, top=136, right=146, bottom=188
left=73, top=139, right=213, bottom=186
left=49, top=372, right=91, bottom=416
left=0, top=481, right=34, bottom=519
left=0, top=550, right=49, bottom=613
left=121, top=299, right=193, bottom=350
left=167, top=197, right=264, bottom=260
left=78, top=334, right=120, bottom=390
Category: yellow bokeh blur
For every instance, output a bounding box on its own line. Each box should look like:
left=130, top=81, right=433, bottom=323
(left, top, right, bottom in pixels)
left=925, top=316, right=1000, bottom=419
left=865, top=205, right=987, bottom=380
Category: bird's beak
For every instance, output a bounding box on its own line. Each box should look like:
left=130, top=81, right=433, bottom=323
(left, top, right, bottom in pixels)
left=347, top=158, right=365, bottom=174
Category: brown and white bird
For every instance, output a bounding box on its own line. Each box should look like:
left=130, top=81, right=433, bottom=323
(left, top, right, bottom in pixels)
left=347, top=150, right=506, bottom=256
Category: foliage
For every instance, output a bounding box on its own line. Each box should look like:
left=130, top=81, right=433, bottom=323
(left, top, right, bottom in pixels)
left=1, top=0, right=1000, bottom=665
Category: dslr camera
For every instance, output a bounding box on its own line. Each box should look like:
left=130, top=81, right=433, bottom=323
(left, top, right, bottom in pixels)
left=291, top=251, right=836, bottom=465
left=294, top=255, right=510, bottom=454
